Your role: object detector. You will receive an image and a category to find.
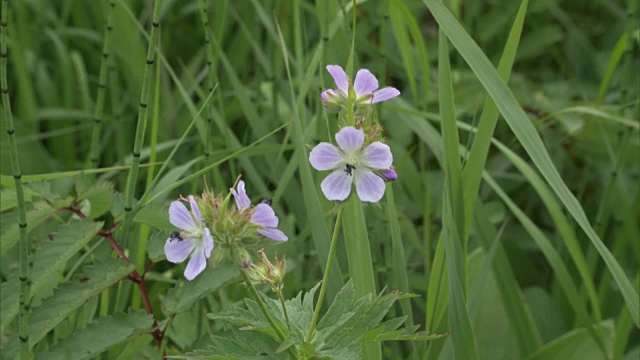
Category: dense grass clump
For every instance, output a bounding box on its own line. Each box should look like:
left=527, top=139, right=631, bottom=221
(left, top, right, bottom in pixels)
left=1, top=0, right=638, bottom=359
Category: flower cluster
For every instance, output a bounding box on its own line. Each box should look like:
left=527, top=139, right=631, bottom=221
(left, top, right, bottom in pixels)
left=164, top=180, right=287, bottom=280
left=311, top=65, right=399, bottom=203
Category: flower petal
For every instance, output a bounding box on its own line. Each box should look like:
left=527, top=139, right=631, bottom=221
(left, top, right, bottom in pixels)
left=320, top=169, right=353, bottom=201
left=164, top=237, right=196, bottom=264
left=353, top=69, right=378, bottom=97
left=251, top=203, right=279, bottom=228
left=231, top=180, right=251, bottom=212
left=169, top=201, right=196, bottom=231
left=203, top=227, right=214, bottom=257
left=188, top=195, right=202, bottom=227
left=258, top=228, right=288, bottom=242
left=354, top=169, right=386, bottom=202
left=184, top=247, right=207, bottom=281
left=372, top=87, right=400, bottom=103
left=361, top=142, right=393, bottom=169
left=335, top=126, right=364, bottom=154
left=326, top=65, right=349, bottom=93
left=309, top=143, right=343, bottom=170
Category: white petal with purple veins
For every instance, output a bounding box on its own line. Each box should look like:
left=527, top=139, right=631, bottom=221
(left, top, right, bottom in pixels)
left=335, top=127, right=364, bottom=154
left=354, top=69, right=379, bottom=97
left=164, top=237, right=196, bottom=264
left=309, top=143, right=343, bottom=170
left=361, top=142, right=393, bottom=169
left=326, top=65, right=349, bottom=93
left=354, top=169, right=386, bottom=202
left=258, top=228, right=288, bottom=242
left=169, top=201, right=196, bottom=231
left=372, top=87, right=400, bottom=103
left=231, top=180, right=251, bottom=212
left=251, top=203, right=279, bottom=228
left=188, top=195, right=202, bottom=226
left=321, top=169, right=353, bottom=201
left=203, top=228, right=214, bottom=256
left=184, top=247, right=207, bottom=281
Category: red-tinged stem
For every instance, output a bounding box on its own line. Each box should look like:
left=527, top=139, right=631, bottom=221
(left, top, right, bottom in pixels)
left=58, top=204, right=163, bottom=346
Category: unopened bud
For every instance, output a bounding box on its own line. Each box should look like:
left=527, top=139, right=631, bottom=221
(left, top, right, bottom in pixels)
left=321, top=89, right=342, bottom=113
left=380, top=167, right=397, bottom=182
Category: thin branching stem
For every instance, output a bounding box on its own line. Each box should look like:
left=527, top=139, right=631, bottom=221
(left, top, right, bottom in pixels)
left=306, top=207, right=343, bottom=343
left=121, top=0, right=161, bottom=245
left=87, top=0, right=116, bottom=169
left=1, top=1, right=31, bottom=358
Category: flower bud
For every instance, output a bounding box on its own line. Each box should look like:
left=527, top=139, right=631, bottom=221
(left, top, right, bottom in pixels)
left=380, top=167, right=397, bottom=182
left=321, top=89, right=343, bottom=113
left=247, top=249, right=285, bottom=290
left=233, top=247, right=252, bottom=269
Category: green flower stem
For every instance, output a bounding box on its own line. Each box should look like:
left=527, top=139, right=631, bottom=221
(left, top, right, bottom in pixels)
left=86, top=0, right=116, bottom=169
left=238, top=266, right=300, bottom=360
left=343, top=196, right=381, bottom=360
left=306, top=207, right=343, bottom=343
left=276, top=288, right=291, bottom=331
left=2, top=1, right=31, bottom=358
left=121, top=0, right=161, bottom=245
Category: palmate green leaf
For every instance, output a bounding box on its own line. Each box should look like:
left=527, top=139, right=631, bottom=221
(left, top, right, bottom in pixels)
left=1, top=219, right=102, bottom=329
left=34, top=309, right=154, bottom=360
left=77, top=181, right=114, bottom=219
left=162, top=264, right=238, bottom=314
left=0, top=201, right=52, bottom=256
left=169, top=330, right=287, bottom=360
left=2, top=258, right=133, bottom=357
left=422, top=0, right=640, bottom=326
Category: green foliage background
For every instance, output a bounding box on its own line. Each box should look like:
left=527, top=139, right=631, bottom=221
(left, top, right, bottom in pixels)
left=0, top=0, right=638, bottom=359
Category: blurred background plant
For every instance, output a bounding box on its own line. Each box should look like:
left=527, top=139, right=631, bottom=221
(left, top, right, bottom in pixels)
left=0, top=0, right=638, bottom=359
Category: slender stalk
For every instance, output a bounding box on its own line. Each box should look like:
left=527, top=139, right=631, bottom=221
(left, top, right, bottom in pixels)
left=87, top=0, right=116, bottom=169
left=276, top=289, right=291, bottom=331
left=238, top=265, right=300, bottom=360
left=121, top=0, right=161, bottom=244
left=1, top=1, right=31, bottom=357
left=199, top=0, right=216, bottom=163
left=306, top=207, right=343, bottom=343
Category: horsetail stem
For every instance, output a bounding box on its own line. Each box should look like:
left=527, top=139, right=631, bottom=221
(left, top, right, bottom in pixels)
left=87, top=0, right=116, bottom=169
left=1, top=0, right=31, bottom=357
left=121, top=0, right=161, bottom=245
left=199, top=0, right=216, bottom=161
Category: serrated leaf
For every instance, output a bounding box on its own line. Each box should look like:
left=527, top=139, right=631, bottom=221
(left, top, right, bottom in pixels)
left=1, top=219, right=103, bottom=328
left=2, top=258, right=134, bottom=358
left=169, top=330, right=287, bottom=360
left=0, top=202, right=53, bottom=256
left=163, top=264, right=238, bottom=314
left=28, top=258, right=134, bottom=344
left=78, top=181, right=114, bottom=218
left=134, top=203, right=173, bottom=231
left=34, top=310, right=154, bottom=360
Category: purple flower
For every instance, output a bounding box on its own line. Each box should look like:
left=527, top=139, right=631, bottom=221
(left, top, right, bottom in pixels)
left=309, top=126, right=393, bottom=202
left=324, top=65, right=400, bottom=105
left=231, top=181, right=288, bottom=242
left=164, top=196, right=214, bottom=281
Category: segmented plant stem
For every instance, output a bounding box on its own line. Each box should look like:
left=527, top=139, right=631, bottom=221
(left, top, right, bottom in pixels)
left=199, top=0, right=216, bottom=162
left=122, top=0, right=161, bottom=244
left=1, top=1, right=31, bottom=357
left=87, top=0, right=116, bottom=169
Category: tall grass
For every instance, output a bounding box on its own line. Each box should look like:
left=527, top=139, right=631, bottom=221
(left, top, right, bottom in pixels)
left=1, top=0, right=638, bottom=359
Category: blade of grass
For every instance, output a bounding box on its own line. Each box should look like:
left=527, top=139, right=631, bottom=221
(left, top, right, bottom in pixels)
left=422, top=0, right=640, bottom=327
